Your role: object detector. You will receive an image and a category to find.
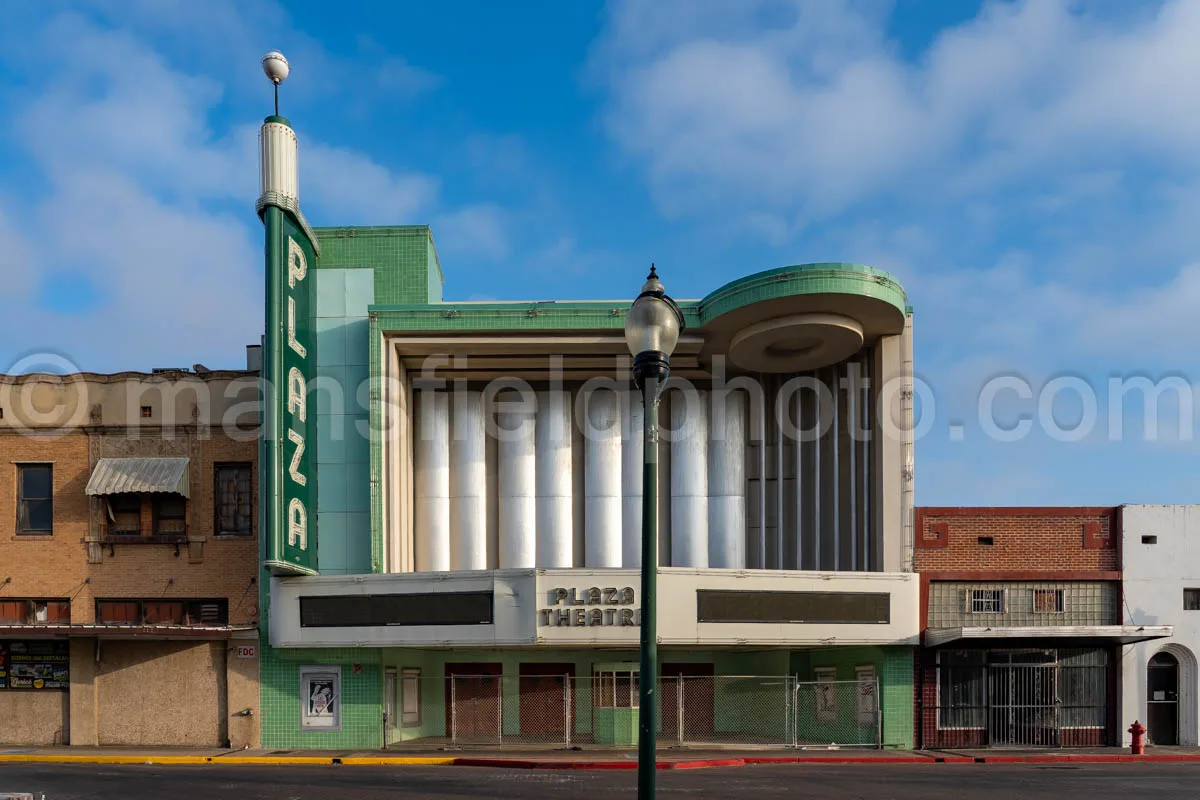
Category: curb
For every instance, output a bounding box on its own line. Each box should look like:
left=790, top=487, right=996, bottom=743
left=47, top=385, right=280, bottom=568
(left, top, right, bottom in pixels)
left=969, top=754, right=1200, bottom=764
left=3, top=752, right=1200, bottom=769
left=0, top=754, right=455, bottom=767
left=452, top=757, right=745, bottom=770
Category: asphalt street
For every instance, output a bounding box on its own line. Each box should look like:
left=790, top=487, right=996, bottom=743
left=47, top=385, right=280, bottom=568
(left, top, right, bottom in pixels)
left=1, top=762, right=1197, bottom=799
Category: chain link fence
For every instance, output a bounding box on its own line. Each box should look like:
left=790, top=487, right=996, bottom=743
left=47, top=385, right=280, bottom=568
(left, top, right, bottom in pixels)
left=383, top=675, right=879, bottom=749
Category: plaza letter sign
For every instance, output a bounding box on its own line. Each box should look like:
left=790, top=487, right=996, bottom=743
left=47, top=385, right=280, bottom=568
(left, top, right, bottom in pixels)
left=261, top=203, right=319, bottom=575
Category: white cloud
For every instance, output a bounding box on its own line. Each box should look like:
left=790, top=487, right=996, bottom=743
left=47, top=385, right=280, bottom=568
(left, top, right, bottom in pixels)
left=595, top=0, right=1200, bottom=217
left=433, top=205, right=511, bottom=260
left=0, top=6, right=504, bottom=372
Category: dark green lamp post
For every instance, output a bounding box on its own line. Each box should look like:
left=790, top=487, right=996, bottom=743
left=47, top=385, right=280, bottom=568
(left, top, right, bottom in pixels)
left=624, top=264, right=684, bottom=800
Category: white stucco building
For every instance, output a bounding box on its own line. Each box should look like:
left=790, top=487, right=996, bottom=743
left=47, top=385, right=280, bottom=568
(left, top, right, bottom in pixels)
left=1121, top=505, right=1198, bottom=746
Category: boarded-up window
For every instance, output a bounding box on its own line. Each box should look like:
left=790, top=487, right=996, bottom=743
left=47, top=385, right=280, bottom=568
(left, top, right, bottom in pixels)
left=0, top=601, right=27, bottom=624
left=143, top=601, right=185, bottom=625
left=214, top=463, right=252, bottom=536
left=96, top=601, right=142, bottom=625
left=96, top=599, right=227, bottom=626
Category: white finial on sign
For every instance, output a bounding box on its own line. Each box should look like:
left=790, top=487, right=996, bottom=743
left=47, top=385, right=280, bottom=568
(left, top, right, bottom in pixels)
left=261, top=51, right=290, bottom=115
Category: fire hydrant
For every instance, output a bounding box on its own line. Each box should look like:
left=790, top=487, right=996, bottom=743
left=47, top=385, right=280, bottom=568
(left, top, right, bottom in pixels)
left=1129, top=720, right=1146, bottom=755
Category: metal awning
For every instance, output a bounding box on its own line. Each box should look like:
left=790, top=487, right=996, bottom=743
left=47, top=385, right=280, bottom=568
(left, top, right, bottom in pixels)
left=85, top=458, right=190, bottom=498
left=926, top=625, right=1174, bottom=647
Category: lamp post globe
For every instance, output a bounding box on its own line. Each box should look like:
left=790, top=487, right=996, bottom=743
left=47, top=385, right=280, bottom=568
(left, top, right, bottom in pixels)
left=624, top=264, right=683, bottom=386
left=624, top=264, right=683, bottom=800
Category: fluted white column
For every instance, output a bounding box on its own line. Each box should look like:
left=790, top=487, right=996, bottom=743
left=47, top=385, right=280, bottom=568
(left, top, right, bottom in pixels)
left=498, top=395, right=536, bottom=568
left=671, top=389, right=709, bottom=568
left=414, top=390, right=450, bottom=572
left=584, top=388, right=622, bottom=567
left=450, top=391, right=487, bottom=570
left=708, top=390, right=747, bottom=568
left=621, top=390, right=644, bottom=568
left=536, top=390, right=573, bottom=568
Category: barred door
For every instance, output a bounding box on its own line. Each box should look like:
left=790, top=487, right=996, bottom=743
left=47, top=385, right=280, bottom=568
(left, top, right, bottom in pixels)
left=987, top=660, right=1058, bottom=747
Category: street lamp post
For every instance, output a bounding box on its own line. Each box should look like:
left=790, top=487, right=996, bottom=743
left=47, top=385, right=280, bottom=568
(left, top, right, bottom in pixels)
left=624, top=265, right=684, bottom=800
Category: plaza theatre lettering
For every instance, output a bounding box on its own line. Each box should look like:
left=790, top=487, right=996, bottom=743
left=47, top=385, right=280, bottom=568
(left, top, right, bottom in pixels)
left=284, top=234, right=312, bottom=555
left=538, top=587, right=640, bottom=627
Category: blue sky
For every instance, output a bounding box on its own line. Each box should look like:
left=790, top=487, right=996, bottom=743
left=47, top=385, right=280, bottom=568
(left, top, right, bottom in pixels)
left=2, top=0, right=1199, bottom=507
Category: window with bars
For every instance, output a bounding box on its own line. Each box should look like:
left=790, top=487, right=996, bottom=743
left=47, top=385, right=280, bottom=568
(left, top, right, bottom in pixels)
left=16, top=464, right=53, bottom=535
left=937, top=650, right=986, bottom=729
left=592, top=669, right=639, bottom=708
left=1033, top=588, right=1066, bottom=614
left=214, top=463, right=252, bottom=536
left=968, top=589, right=1006, bottom=614
left=95, top=599, right=228, bottom=626
left=1185, top=589, right=1200, bottom=611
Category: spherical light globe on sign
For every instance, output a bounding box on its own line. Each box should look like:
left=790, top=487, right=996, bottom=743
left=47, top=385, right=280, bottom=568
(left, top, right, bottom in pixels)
left=262, top=50, right=290, bottom=85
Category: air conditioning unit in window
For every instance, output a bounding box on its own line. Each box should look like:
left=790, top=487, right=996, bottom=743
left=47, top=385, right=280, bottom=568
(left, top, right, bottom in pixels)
left=32, top=602, right=49, bottom=623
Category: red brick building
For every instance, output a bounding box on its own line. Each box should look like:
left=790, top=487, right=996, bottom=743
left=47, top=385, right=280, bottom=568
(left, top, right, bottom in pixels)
left=913, top=507, right=1169, bottom=748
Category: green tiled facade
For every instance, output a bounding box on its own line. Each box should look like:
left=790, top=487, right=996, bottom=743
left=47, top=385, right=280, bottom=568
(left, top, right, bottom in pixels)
left=260, top=646, right=384, bottom=749
left=790, top=646, right=915, bottom=749
left=315, top=226, right=442, bottom=305
left=258, top=225, right=916, bottom=751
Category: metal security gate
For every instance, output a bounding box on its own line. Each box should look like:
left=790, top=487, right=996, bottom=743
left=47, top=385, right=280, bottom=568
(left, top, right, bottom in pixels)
left=987, top=660, right=1058, bottom=747
left=932, top=648, right=1110, bottom=748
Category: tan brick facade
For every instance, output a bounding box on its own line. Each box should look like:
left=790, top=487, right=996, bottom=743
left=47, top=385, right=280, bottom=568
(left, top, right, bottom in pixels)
left=0, top=430, right=258, bottom=624
left=0, top=371, right=261, bottom=747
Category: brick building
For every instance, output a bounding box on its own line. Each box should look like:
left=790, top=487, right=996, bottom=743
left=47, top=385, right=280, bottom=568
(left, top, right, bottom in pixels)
left=913, top=507, right=1170, bottom=748
left=0, top=358, right=262, bottom=747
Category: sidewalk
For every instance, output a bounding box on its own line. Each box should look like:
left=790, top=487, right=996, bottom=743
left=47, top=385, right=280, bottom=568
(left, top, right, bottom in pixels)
left=3, top=745, right=1200, bottom=769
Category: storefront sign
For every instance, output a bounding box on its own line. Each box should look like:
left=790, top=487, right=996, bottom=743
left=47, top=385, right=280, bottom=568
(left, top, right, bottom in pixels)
left=0, top=641, right=69, bottom=690
left=261, top=201, right=319, bottom=575
left=538, top=586, right=640, bottom=627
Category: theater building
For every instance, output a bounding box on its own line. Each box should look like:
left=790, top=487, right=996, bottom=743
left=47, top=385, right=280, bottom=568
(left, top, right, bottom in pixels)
left=914, top=507, right=1170, bottom=749
left=256, top=102, right=920, bottom=749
